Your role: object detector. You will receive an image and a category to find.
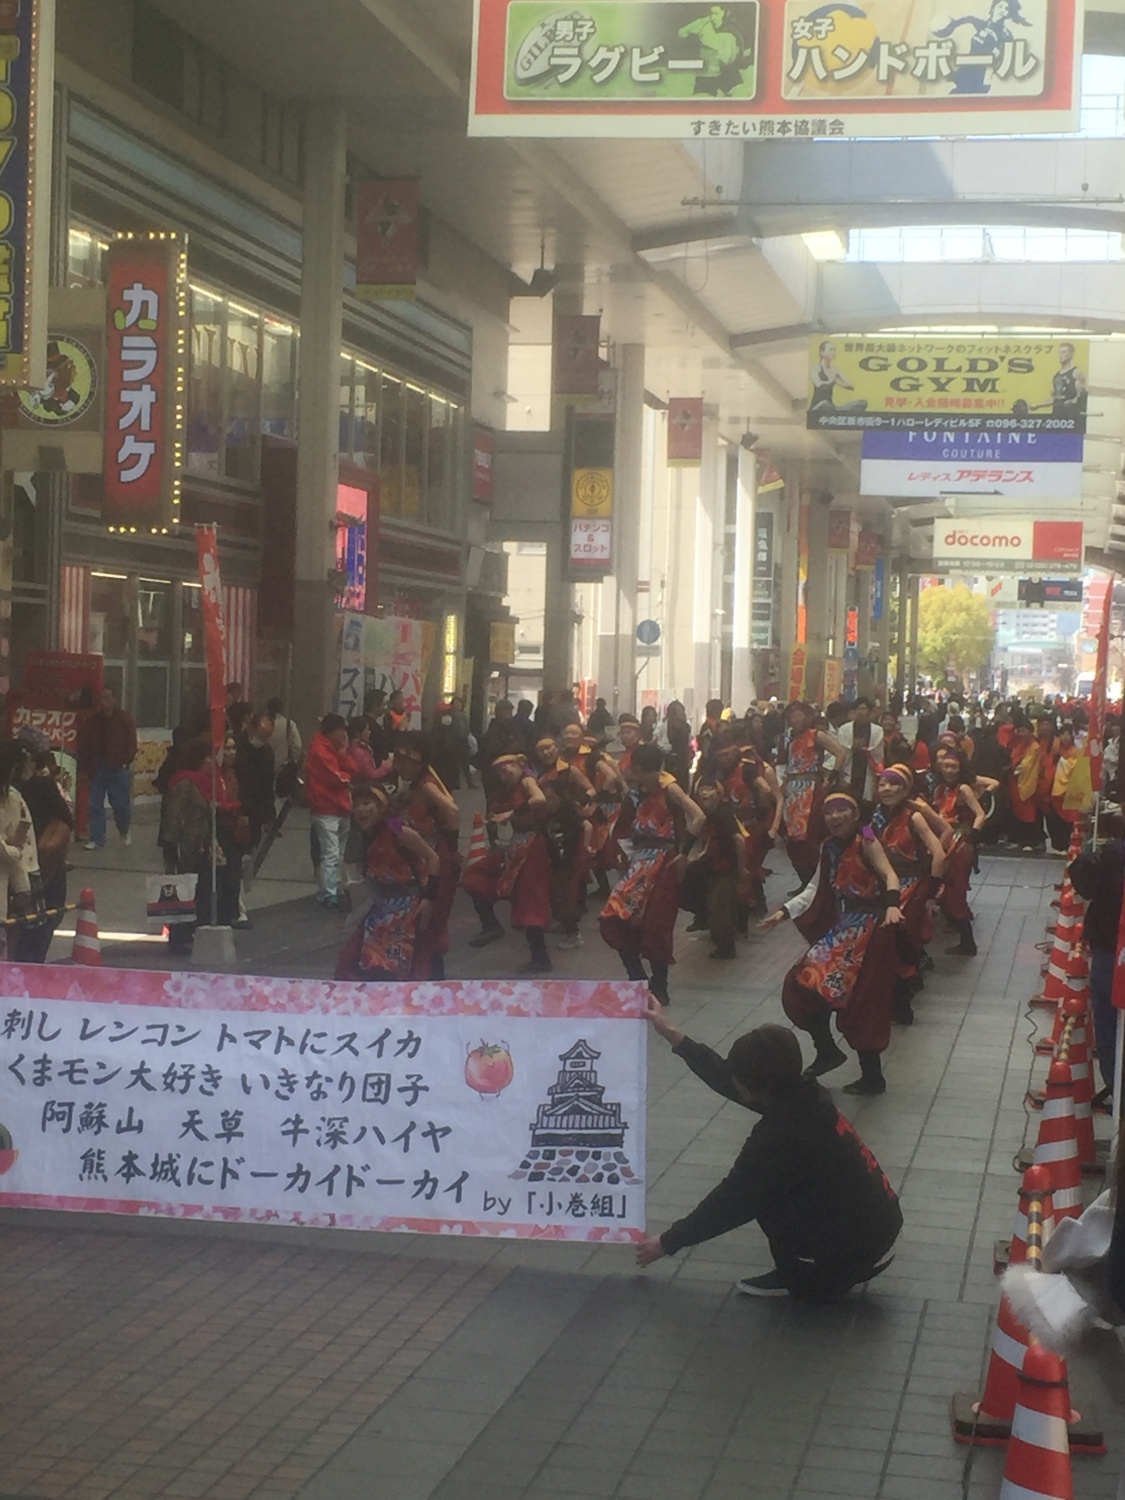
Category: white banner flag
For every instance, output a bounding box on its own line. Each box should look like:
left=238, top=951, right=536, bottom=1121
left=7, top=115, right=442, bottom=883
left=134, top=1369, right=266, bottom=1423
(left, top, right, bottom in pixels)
left=0, top=968, right=648, bottom=1242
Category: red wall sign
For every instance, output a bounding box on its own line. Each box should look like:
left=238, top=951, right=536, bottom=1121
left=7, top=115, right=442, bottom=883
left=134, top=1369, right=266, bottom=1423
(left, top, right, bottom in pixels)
left=355, top=179, right=420, bottom=302
left=553, top=314, right=601, bottom=396
left=103, top=236, right=183, bottom=526
left=473, top=427, right=495, bottom=500
left=667, top=398, right=703, bottom=466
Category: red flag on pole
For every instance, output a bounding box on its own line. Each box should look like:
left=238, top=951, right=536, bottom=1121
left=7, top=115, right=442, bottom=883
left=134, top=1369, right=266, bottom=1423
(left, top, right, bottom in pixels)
left=195, top=525, right=228, bottom=751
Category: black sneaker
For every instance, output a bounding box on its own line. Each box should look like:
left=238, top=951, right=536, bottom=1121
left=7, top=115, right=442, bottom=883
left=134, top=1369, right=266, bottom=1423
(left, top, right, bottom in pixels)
left=685, top=918, right=707, bottom=933
left=520, top=957, right=553, bottom=975
left=802, top=1045, right=848, bottom=1079
left=735, top=1270, right=790, bottom=1298
left=469, top=926, right=504, bottom=949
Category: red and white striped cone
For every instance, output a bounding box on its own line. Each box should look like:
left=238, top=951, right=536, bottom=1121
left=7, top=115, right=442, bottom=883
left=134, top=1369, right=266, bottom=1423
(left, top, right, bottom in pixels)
left=999, top=1345, right=1074, bottom=1500
left=71, top=887, right=101, bottom=967
left=1032, top=889, right=1083, bottom=1012
left=1031, top=1059, right=1083, bottom=1222
left=994, top=1164, right=1053, bottom=1275
left=1060, top=994, right=1097, bottom=1171
left=463, top=812, right=488, bottom=871
left=1035, top=946, right=1088, bottom=1056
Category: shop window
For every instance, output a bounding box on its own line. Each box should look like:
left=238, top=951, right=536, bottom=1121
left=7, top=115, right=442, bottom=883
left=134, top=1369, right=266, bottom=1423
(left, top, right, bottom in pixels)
left=89, top=573, right=129, bottom=704
left=338, top=353, right=463, bottom=531
left=262, top=96, right=304, bottom=185
left=225, top=302, right=262, bottom=483
left=380, top=373, right=405, bottom=515
left=188, top=286, right=223, bottom=476
left=339, top=354, right=357, bottom=461
left=132, top=0, right=226, bottom=135
left=354, top=361, right=380, bottom=472
left=66, top=228, right=110, bottom=290
left=188, top=286, right=294, bottom=485
left=136, top=579, right=173, bottom=729
left=180, top=585, right=208, bottom=732
left=403, top=383, right=427, bottom=522
left=261, top=318, right=297, bottom=439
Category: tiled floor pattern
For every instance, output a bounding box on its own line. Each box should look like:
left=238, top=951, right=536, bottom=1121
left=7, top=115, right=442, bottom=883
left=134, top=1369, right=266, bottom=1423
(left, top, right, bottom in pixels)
left=0, top=1233, right=506, bottom=1499
left=2, top=853, right=1123, bottom=1499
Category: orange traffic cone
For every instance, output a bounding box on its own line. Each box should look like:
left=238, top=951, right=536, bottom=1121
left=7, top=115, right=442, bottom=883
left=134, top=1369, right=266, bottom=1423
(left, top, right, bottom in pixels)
left=463, top=812, right=488, bottom=870
left=1032, top=888, right=1083, bottom=1011
left=1031, top=1059, right=1083, bottom=1222
left=71, top=887, right=101, bottom=967
left=999, top=1345, right=1074, bottom=1499
left=993, top=1164, right=1053, bottom=1275
left=1036, top=946, right=1088, bottom=1056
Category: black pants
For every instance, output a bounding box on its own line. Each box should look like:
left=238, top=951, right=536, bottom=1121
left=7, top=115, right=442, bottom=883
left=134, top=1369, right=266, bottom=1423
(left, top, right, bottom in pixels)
left=11, top=867, right=66, bottom=964
left=762, top=1217, right=898, bottom=1303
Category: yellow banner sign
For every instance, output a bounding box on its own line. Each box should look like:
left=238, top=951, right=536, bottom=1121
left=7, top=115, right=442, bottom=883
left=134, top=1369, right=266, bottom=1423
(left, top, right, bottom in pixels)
left=807, top=336, right=1089, bottom=433
left=571, top=467, right=614, bottom=518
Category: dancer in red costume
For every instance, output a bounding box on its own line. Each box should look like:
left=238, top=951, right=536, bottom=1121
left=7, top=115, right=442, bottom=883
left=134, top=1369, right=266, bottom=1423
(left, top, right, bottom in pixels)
left=931, top=748, right=985, bottom=957
left=462, top=752, right=554, bottom=973
left=869, top=765, right=947, bottom=1026
left=761, top=791, right=902, bottom=1096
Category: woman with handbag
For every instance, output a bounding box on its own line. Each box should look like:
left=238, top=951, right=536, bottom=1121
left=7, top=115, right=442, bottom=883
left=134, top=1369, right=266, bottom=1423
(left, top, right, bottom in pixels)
left=13, top=739, right=72, bottom=963
left=0, top=739, right=41, bottom=960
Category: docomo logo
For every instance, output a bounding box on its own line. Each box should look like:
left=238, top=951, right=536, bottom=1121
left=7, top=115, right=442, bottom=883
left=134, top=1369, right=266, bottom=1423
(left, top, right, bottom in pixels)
left=942, top=528, right=1022, bottom=548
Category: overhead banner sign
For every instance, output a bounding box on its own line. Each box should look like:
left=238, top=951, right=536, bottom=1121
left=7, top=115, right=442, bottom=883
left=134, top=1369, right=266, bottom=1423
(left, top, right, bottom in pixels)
left=0, top=968, right=647, bottom=1242
left=553, top=313, right=601, bottom=395
left=0, top=0, right=51, bottom=388
left=355, top=179, right=420, bottom=302
left=469, top=0, right=1080, bottom=139
left=667, top=396, right=703, bottom=465
left=103, top=234, right=187, bottom=527
left=933, top=517, right=1084, bottom=572
left=808, top=337, right=1089, bottom=433
left=860, top=429, right=1084, bottom=498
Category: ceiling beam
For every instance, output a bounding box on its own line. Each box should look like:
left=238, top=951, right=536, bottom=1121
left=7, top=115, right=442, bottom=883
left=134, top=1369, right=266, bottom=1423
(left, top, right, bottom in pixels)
left=355, top=0, right=466, bottom=96
left=631, top=214, right=740, bottom=253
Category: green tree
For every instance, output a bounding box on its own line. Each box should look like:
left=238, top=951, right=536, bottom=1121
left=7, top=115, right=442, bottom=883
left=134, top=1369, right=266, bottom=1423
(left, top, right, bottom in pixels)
left=916, top=583, right=994, bottom=685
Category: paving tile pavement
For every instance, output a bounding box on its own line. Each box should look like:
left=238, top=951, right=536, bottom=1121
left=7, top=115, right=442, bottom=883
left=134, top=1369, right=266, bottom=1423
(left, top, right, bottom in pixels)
left=3, top=847, right=1124, bottom=1499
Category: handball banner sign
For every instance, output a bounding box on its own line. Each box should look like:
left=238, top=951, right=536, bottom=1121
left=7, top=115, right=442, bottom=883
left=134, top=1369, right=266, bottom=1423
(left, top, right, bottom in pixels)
left=469, top=0, right=1080, bottom=139
left=808, top=337, right=1089, bottom=434
left=0, top=968, right=647, bottom=1243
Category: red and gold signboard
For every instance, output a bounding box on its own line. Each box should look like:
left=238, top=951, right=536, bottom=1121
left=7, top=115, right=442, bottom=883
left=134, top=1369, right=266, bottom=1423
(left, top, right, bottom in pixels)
left=355, top=179, right=420, bottom=302
left=787, top=644, right=807, bottom=704
left=667, top=397, right=703, bottom=466
left=827, top=508, right=852, bottom=551
left=103, top=235, right=186, bottom=529
left=856, top=529, right=880, bottom=568
left=553, top=313, right=601, bottom=396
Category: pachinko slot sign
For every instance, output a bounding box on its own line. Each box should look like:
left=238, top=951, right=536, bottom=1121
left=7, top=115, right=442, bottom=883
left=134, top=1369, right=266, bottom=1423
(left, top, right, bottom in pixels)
left=102, top=233, right=187, bottom=531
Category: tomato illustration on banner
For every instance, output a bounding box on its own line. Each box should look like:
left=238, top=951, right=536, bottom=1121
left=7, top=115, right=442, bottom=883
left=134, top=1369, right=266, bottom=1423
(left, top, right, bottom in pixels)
left=465, top=1041, right=515, bottom=1097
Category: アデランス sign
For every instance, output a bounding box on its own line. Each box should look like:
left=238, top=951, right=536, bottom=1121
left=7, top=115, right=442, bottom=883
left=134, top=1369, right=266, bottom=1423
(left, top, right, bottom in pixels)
left=0, top=967, right=648, bottom=1242
left=470, top=0, right=1080, bottom=139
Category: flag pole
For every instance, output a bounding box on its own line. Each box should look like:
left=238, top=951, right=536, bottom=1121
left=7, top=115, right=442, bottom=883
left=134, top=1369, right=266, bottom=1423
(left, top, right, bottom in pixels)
left=210, top=745, right=219, bottom=930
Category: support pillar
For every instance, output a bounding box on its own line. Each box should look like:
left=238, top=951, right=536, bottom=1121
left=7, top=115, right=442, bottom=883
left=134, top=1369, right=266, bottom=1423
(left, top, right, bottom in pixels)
left=602, top=343, right=644, bottom=716
left=730, top=447, right=756, bottom=710
left=291, top=104, right=347, bottom=736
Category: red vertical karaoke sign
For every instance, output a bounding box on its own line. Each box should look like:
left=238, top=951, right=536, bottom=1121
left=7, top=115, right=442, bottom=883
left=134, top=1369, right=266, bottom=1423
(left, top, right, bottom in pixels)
left=195, top=525, right=228, bottom=750
left=103, top=236, right=183, bottom=525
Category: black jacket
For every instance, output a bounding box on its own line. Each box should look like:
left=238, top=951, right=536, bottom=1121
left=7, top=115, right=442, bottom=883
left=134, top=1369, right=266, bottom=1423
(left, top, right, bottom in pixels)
left=661, top=1038, right=902, bottom=1264
left=1068, top=839, right=1125, bottom=952
left=235, top=737, right=276, bottom=842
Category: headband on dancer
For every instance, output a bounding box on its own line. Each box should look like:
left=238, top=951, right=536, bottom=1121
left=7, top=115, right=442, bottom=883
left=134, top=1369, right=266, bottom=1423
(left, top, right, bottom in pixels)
left=822, top=791, right=859, bottom=811
left=879, top=764, right=913, bottom=786
left=492, top=753, right=523, bottom=768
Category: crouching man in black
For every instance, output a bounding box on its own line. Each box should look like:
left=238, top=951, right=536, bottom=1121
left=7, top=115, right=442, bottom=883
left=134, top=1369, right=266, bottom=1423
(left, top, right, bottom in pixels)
left=635, top=1003, right=902, bottom=1300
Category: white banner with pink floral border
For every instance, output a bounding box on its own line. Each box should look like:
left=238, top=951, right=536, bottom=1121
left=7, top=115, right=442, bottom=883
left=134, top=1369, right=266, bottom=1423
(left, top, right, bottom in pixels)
left=0, top=968, right=648, bottom=1242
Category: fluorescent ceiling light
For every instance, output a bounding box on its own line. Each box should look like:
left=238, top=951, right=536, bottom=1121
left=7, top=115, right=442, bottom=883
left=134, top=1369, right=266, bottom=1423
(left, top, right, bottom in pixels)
left=802, top=230, right=847, bottom=261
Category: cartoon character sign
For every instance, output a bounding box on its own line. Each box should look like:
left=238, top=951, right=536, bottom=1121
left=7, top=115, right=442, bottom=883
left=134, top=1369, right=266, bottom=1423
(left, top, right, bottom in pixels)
left=18, top=336, right=97, bottom=425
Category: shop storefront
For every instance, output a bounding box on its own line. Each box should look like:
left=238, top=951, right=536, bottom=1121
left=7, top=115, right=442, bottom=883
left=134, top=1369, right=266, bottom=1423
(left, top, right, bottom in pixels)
left=7, top=86, right=474, bottom=735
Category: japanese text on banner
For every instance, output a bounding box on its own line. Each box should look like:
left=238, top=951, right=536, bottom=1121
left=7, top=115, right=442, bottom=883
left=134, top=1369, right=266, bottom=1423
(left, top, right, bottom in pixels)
left=0, top=969, right=648, bottom=1242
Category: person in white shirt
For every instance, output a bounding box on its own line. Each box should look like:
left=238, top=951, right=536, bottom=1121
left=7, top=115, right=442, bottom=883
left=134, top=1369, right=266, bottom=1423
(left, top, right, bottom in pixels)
left=834, top=698, right=884, bottom=808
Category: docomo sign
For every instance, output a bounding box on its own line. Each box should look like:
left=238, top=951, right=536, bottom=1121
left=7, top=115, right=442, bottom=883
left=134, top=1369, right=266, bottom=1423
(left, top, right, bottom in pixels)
left=934, top=518, right=1084, bottom=567
left=103, top=234, right=187, bottom=530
